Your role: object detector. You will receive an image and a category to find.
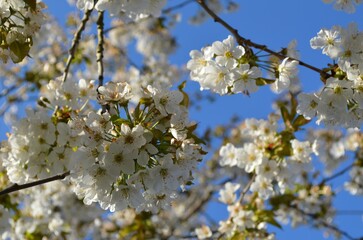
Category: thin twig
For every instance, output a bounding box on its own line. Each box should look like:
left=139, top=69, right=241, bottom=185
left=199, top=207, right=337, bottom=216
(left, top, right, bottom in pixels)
left=180, top=177, right=234, bottom=222
left=319, top=163, right=355, bottom=185
left=318, top=221, right=358, bottom=240
left=294, top=207, right=358, bottom=240
left=62, top=8, right=93, bottom=82
left=238, top=173, right=256, bottom=203
left=103, top=0, right=194, bottom=34
left=0, top=85, right=18, bottom=98
left=180, top=186, right=214, bottom=222
left=196, top=0, right=330, bottom=81
left=0, top=171, right=70, bottom=196
left=336, top=210, right=363, bottom=215
left=163, top=0, right=194, bottom=14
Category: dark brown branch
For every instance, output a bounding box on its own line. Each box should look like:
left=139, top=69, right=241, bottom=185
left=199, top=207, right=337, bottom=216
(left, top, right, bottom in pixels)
left=0, top=171, right=70, bottom=196
left=96, top=11, right=105, bottom=87
left=62, top=8, right=93, bottom=82
left=196, top=0, right=330, bottom=81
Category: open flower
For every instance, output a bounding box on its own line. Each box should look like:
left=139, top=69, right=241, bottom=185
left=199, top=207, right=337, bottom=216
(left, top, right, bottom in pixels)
left=98, top=82, right=132, bottom=104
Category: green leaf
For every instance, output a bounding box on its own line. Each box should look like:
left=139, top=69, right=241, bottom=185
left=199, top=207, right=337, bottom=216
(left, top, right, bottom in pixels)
left=231, top=233, right=245, bottom=240
left=9, top=41, right=30, bottom=63
left=265, top=216, right=283, bottom=229
left=139, top=97, right=152, bottom=105
left=255, top=77, right=275, bottom=86
left=187, top=123, right=198, bottom=132
left=110, top=114, right=120, bottom=122
left=257, top=210, right=283, bottom=229
left=178, top=80, right=189, bottom=107
left=184, top=180, right=194, bottom=185
left=0, top=195, right=18, bottom=211
left=109, top=115, right=130, bottom=126
left=269, top=193, right=296, bottom=210
left=280, top=105, right=292, bottom=130
left=189, top=133, right=206, bottom=145
left=292, top=115, right=311, bottom=130
left=133, top=102, right=141, bottom=122
left=113, top=118, right=131, bottom=126
left=290, top=92, right=298, bottom=118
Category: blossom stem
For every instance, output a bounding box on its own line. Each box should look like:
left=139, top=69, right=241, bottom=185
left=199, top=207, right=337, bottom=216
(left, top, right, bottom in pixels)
left=196, top=0, right=330, bottom=82
left=123, top=105, right=133, bottom=126
left=62, top=8, right=93, bottom=82
left=0, top=171, right=70, bottom=196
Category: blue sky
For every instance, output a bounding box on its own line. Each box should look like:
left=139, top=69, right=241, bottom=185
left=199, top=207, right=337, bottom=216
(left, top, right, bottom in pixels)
left=4, top=0, right=363, bottom=239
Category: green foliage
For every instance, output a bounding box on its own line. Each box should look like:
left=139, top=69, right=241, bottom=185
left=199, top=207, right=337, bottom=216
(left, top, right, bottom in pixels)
left=9, top=40, right=31, bottom=63
left=118, top=212, right=156, bottom=240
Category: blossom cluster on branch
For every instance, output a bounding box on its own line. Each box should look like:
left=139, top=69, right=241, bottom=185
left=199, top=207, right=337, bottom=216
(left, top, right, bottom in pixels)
left=0, top=0, right=46, bottom=63
left=0, top=0, right=362, bottom=239
left=187, top=35, right=299, bottom=96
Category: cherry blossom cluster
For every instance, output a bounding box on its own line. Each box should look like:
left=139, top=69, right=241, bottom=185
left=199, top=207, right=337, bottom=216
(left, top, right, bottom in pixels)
left=187, top=35, right=299, bottom=95
left=122, top=61, right=180, bottom=104
left=195, top=117, right=343, bottom=239
left=214, top=182, right=276, bottom=239
left=0, top=0, right=46, bottom=63
left=2, top=78, right=96, bottom=184
left=308, top=128, right=363, bottom=195
left=70, top=81, right=204, bottom=212
left=297, top=23, right=363, bottom=128
left=2, top=181, right=102, bottom=239
left=215, top=184, right=334, bottom=239
left=108, top=18, right=176, bottom=61
left=219, top=117, right=313, bottom=199
left=345, top=164, right=363, bottom=195
left=187, top=35, right=261, bottom=95
left=2, top=77, right=204, bottom=213
left=322, top=0, right=362, bottom=13
left=274, top=185, right=335, bottom=229
left=308, top=128, right=346, bottom=174
left=340, top=130, right=363, bottom=195
left=76, top=0, right=166, bottom=20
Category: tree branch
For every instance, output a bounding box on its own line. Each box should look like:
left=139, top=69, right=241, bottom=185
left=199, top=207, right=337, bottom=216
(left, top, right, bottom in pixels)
left=238, top=173, right=256, bottom=203
left=180, top=186, right=214, bottom=222
left=0, top=171, right=70, bottom=196
left=319, top=163, right=355, bottom=185
left=62, top=8, right=93, bottom=82
left=196, top=0, right=330, bottom=81
left=96, top=10, right=105, bottom=87
left=336, top=210, right=363, bottom=215
left=298, top=208, right=358, bottom=240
